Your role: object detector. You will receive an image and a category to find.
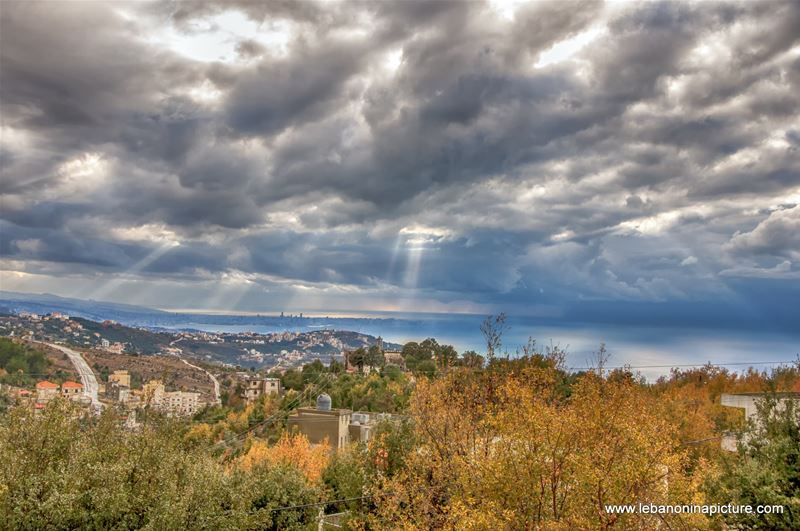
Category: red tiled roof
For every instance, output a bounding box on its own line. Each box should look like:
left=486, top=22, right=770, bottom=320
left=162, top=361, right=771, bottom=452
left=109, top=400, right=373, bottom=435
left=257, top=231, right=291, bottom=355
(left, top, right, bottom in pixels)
left=36, top=381, right=59, bottom=389
left=61, top=381, right=83, bottom=389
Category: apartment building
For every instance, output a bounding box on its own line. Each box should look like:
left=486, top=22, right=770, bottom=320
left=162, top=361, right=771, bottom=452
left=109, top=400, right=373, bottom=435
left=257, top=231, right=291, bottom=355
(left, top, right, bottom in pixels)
left=142, top=380, right=202, bottom=416
left=106, top=380, right=132, bottom=404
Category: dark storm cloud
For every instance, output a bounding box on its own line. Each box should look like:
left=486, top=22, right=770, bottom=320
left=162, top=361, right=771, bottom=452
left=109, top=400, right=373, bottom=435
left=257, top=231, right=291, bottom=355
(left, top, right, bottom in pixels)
left=1, top=0, right=799, bottom=326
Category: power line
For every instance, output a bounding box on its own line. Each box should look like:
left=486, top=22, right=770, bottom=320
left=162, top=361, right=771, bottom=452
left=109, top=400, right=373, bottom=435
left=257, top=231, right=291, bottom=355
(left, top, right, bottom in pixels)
left=680, top=436, right=722, bottom=446
left=567, top=360, right=798, bottom=371
left=209, top=371, right=336, bottom=449
left=440, top=360, right=798, bottom=373
left=271, top=494, right=380, bottom=512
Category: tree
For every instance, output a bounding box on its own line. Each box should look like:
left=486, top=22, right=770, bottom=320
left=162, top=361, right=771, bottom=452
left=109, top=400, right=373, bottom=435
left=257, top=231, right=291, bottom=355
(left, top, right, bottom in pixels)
left=328, top=359, right=343, bottom=374
left=0, top=338, right=52, bottom=386
left=459, top=350, right=484, bottom=369
left=708, top=392, right=800, bottom=530
left=435, top=344, right=458, bottom=370
left=348, top=348, right=367, bottom=371
left=281, top=369, right=304, bottom=391
left=365, top=345, right=385, bottom=370
left=239, top=433, right=329, bottom=484
left=401, top=339, right=442, bottom=372
left=415, top=360, right=436, bottom=378
left=0, top=401, right=323, bottom=530
left=372, top=359, right=710, bottom=529
left=480, top=313, right=508, bottom=360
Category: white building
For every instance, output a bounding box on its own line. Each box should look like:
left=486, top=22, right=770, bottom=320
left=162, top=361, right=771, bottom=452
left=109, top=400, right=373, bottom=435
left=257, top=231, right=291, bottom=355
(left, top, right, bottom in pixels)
left=143, top=380, right=202, bottom=416
left=720, top=392, right=800, bottom=451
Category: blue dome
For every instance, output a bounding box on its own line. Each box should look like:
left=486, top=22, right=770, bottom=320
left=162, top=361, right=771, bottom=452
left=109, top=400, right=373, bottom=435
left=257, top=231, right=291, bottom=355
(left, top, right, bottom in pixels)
left=316, top=393, right=332, bottom=411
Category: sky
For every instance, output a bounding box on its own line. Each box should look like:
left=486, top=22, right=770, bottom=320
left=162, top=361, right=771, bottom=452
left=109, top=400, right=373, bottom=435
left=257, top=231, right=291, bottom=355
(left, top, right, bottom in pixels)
left=1, top=0, right=799, bottom=333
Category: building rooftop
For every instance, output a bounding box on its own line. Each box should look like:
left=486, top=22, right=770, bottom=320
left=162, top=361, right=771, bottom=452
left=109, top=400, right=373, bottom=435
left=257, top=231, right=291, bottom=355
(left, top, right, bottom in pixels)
left=36, top=381, right=59, bottom=389
left=61, top=381, right=83, bottom=389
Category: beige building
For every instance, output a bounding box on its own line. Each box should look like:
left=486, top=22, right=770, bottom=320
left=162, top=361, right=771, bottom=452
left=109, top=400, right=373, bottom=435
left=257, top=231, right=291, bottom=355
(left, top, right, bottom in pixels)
left=60, top=381, right=84, bottom=400
left=106, top=380, right=132, bottom=404
left=288, top=394, right=352, bottom=451
left=720, top=392, right=800, bottom=451
left=158, top=391, right=201, bottom=416
left=142, top=380, right=202, bottom=416
left=108, top=370, right=131, bottom=388
left=242, top=377, right=282, bottom=404
left=35, top=381, right=60, bottom=402
left=349, top=412, right=375, bottom=444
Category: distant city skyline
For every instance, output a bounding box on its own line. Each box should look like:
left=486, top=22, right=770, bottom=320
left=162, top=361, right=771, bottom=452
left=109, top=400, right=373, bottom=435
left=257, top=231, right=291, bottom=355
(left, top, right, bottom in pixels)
left=1, top=1, right=798, bottom=333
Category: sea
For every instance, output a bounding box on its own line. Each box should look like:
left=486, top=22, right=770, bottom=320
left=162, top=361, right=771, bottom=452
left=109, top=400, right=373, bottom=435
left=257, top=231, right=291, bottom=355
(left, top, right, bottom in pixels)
left=158, top=312, right=800, bottom=381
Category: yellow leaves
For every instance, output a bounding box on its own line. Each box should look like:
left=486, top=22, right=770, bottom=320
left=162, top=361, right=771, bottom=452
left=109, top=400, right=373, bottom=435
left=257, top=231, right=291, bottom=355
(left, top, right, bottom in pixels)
left=379, top=363, right=713, bottom=529
left=183, top=423, right=213, bottom=445
left=225, top=408, right=250, bottom=433
left=237, top=433, right=329, bottom=483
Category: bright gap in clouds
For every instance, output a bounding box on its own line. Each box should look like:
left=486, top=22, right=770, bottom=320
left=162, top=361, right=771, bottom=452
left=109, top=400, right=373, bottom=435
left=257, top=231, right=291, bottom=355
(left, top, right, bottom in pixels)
left=142, top=9, right=292, bottom=63
left=535, top=26, right=607, bottom=68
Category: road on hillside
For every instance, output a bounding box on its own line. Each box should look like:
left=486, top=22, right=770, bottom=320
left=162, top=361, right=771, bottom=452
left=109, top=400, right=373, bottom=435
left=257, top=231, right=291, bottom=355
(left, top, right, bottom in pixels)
left=47, top=343, right=103, bottom=412
left=178, top=357, right=221, bottom=405
left=170, top=337, right=221, bottom=405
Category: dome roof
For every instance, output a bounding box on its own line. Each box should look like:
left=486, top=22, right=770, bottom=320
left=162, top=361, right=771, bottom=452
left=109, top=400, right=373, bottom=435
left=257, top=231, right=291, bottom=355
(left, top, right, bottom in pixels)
left=316, top=393, right=332, bottom=411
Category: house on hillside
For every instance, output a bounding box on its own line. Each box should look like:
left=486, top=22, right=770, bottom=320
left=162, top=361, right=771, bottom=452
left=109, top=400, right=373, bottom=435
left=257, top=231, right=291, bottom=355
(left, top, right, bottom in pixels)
left=35, top=381, right=59, bottom=402
left=287, top=394, right=400, bottom=452
left=288, top=394, right=352, bottom=451
left=241, top=377, right=282, bottom=404
left=108, top=370, right=130, bottom=387
left=60, top=381, right=84, bottom=400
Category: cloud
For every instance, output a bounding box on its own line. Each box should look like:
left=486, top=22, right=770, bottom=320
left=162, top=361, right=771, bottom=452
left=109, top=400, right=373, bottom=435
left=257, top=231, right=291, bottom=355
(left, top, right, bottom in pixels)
left=720, top=260, right=800, bottom=279
left=1, top=0, right=799, bottom=329
left=726, top=205, right=800, bottom=259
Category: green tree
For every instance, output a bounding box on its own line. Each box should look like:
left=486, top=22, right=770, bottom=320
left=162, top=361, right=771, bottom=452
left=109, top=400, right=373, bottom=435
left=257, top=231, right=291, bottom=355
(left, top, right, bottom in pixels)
left=709, top=392, right=800, bottom=530
left=0, top=401, right=323, bottom=530
left=281, top=369, right=304, bottom=391
left=0, top=338, right=52, bottom=386
left=348, top=348, right=367, bottom=371
left=415, top=360, right=437, bottom=378
left=459, top=350, right=484, bottom=369
left=366, top=345, right=385, bottom=370
left=435, top=344, right=458, bottom=370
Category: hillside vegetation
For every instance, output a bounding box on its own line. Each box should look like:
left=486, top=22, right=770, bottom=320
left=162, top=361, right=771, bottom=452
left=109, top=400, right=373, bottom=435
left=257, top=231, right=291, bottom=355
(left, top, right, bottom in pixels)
left=2, top=342, right=800, bottom=529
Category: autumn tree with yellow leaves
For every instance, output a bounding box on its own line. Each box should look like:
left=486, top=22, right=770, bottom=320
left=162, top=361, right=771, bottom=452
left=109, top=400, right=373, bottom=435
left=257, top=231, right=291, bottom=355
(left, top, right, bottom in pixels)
left=372, top=355, right=714, bottom=530
left=239, top=432, right=330, bottom=483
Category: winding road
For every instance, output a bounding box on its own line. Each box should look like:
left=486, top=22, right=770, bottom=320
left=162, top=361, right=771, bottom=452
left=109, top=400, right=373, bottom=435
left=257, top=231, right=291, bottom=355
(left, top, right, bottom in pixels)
left=47, top=342, right=103, bottom=412
left=170, top=337, right=221, bottom=405
left=178, top=357, right=221, bottom=405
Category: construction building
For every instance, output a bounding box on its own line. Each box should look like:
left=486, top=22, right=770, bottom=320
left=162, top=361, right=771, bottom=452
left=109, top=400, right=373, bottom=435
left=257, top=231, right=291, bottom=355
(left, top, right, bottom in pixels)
left=241, top=377, right=283, bottom=404
left=108, top=370, right=131, bottom=388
